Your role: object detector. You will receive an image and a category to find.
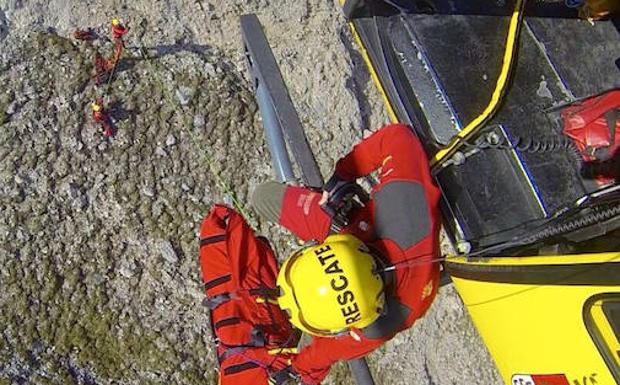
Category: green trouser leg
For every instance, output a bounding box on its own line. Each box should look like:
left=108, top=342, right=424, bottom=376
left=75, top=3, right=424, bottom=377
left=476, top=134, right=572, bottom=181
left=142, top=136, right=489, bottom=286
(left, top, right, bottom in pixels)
left=251, top=181, right=287, bottom=224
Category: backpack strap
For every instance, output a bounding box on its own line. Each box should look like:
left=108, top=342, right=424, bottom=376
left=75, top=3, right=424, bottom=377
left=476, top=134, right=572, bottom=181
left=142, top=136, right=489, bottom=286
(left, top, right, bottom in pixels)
left=214, top=317, right=241, bottom=329
left=204, top=274, right=232, bottom=291
left=218, top=347, right=247, bottom=364
left=199, top=233, right=227, bottom=247
left=202, top=293, right=232, bottom=309
left=223, top=362, right=261, bottom=375
left=248, top=287, right=280, bottom=299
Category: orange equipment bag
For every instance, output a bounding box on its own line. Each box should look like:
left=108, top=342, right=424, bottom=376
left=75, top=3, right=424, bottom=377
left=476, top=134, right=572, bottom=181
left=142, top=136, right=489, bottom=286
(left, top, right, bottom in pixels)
left=199, top=204, right=298, bottom=385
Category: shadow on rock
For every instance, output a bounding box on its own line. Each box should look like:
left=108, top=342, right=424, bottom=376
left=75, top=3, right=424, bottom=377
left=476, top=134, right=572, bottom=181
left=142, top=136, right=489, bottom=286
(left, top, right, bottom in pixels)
left=114, top=42, right=212, bottom=75
left=107, top=99, right=137, bottom=123
left=129, top=42, right=212, bottom=61
left=0, top=8, right=8, bottom=42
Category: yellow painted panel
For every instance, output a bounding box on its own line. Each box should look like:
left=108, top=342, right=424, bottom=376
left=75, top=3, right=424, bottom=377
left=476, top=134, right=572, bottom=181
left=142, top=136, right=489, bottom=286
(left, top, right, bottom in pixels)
left=589, top=298, right=620, bottom=368
left=451, top=274, right=620, bottom=385
left=446, top=251, right=620, bottom=267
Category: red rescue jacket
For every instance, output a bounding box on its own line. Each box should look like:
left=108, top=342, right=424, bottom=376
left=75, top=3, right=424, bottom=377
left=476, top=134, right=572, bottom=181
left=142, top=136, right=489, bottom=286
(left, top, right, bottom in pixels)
left=278, top=124, right=441, bottom=384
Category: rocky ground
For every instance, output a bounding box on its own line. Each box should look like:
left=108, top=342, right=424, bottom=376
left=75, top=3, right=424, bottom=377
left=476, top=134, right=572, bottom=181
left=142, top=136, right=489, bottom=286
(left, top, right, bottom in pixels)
left=0, top=1, right=502, bottom=384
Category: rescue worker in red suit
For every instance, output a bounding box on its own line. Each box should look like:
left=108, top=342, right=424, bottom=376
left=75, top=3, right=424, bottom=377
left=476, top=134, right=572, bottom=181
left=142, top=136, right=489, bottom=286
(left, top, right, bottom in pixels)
left=111, top=18, right=129, bottom=41
left=252, top=123, right=441, bottom=385
left=92, top=101, right=113, bottom=137
left=109, top=18, right=128, bottom=69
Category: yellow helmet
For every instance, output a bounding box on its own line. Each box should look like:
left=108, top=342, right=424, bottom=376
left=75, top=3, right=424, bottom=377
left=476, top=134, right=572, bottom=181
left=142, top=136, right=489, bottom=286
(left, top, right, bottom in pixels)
left=91, top=102, right=102, bottom=112
left=111, top=18, right=121, bottom=26
left=277, top=234, right=384, bottom=336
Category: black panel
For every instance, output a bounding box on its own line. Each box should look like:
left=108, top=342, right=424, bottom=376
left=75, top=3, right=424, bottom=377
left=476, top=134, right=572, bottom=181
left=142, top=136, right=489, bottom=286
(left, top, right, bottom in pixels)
left=487, top=25, right=587, bottom=213
left=603, top=302, right=620, bottom=345
left=401, top=14, right=506, bottom=127
left=349, top=0, right=620, bottom=251
left=353, top=16, right=415, bottom=128
left=389, top=16, right=461, bottom=144
left=526, top=18, right=620, bottom=98
left=436, top=146, right=542, bottom=247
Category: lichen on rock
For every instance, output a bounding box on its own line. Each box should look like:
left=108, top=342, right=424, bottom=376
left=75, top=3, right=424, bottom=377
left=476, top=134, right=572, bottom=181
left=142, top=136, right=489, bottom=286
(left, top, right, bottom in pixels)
left=0, top=31, right=269, bottom=384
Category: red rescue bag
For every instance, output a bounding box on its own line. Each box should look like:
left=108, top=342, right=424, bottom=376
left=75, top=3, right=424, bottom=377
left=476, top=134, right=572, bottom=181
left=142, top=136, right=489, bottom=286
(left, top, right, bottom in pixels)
left=199, top=204, right=298, bottom=385
left=562, top=89, right=620, bottom=162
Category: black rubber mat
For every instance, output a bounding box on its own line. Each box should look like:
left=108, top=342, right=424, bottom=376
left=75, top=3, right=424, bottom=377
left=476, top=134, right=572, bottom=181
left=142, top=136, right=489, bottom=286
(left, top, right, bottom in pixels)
left=349, top=0, right=620, bottom=250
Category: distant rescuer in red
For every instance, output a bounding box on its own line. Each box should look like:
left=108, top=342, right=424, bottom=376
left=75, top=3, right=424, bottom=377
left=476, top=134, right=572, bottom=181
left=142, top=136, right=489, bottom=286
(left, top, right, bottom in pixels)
left=91, top=100, right=113, bottom=137
left=110, top=18, right=129, bottom=41
left=252, top=123, right=441, bottom=384
left=109, top=18, right=129, bottom=70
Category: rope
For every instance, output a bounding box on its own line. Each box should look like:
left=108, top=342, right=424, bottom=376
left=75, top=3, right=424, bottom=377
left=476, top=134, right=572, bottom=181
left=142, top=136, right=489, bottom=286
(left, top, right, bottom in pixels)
left=134, top=48, right=252, bottom=221
left=380, top=253, right=451, bottom=272
left=458, top=127, right=584, bottom=163
left=105, top=43, right=122, bottom=92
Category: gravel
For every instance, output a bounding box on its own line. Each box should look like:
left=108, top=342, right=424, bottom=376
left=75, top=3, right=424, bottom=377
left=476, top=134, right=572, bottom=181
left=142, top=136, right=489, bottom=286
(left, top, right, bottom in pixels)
left=0, top=1, right=502, bottom=385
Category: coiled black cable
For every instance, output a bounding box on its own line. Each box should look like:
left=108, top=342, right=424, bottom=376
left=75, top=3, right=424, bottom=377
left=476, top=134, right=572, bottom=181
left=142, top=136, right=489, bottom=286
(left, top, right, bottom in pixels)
left=465, top=202, right=620, bottom=257
left=487, top=131, right=580, bottom=156
left=521, top=203, right=620, bottom=246
left=508, top=135, right=578, bottom=153
left=460, top=128, right=584, bottom=167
